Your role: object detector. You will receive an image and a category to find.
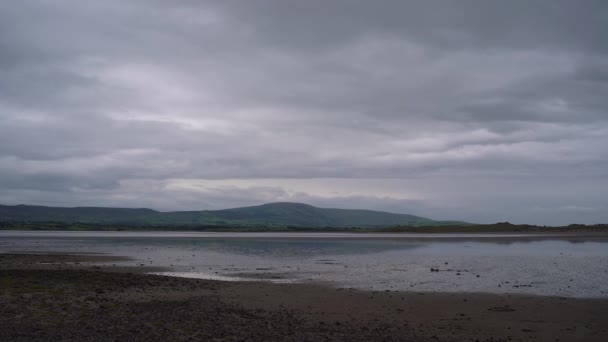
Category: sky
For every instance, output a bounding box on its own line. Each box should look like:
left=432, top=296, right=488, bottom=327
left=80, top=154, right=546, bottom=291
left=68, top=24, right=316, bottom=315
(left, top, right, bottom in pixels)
left=1, top=1, right=607, bottom=225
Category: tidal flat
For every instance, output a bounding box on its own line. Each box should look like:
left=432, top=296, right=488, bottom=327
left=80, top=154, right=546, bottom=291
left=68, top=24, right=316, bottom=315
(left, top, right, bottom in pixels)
left=1, top=252, right=608, bottom=341
left=2, top=231, right=608, bottom=297
left=1, top=232, right=608, bottom=341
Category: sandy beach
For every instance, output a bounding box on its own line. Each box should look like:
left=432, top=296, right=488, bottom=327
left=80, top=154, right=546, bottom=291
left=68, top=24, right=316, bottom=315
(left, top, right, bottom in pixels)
left=1, top=253, right=607, bottom=341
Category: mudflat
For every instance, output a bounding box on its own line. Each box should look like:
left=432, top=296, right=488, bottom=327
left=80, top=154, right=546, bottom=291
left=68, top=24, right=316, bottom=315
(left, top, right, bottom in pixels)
left=1, top=253, right=607, bottom=341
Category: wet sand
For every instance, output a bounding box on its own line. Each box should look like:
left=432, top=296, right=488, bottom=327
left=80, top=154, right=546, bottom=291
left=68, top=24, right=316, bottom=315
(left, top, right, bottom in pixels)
left=1, top=253, right=607, bottom=341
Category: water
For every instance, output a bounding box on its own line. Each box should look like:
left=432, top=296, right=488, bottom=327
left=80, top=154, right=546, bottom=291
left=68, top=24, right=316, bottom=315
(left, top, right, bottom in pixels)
left=1, top=231, right=607, bottom=298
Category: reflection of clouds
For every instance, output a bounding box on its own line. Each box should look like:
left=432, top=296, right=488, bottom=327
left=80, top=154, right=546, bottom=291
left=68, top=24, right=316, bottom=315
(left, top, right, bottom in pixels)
left=4, top=233, right=608, bottom=297
left=48, top=235, right=608, bottom=257
left=164, top=239, right=426, bottom=258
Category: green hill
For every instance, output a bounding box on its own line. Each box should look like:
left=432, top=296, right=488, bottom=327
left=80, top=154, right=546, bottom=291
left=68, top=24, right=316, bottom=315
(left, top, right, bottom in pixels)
left=0, top=202, right=467, bottom=228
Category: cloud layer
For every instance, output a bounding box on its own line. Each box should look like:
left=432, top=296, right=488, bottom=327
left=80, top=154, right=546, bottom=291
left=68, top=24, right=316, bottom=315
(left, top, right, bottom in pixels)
left=1, top=1, right=607, bottom=225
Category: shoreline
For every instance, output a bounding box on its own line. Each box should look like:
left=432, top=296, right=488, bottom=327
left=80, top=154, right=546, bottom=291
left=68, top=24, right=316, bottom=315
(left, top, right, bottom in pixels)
left=3, top=229, right=608, bottom=240
left=2, top=253, right=608, bottom=341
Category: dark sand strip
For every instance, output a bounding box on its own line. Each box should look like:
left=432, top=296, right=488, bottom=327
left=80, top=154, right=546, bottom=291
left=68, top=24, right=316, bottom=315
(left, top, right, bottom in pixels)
left=1, top=253, right=607, bottom=341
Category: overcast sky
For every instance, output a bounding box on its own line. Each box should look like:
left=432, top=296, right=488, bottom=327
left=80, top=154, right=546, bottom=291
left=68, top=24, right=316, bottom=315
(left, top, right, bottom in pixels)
left=1, top=1, right=607, bottom=225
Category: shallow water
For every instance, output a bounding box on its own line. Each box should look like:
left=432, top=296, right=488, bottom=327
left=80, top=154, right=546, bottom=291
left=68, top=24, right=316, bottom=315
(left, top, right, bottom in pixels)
left=1, top=231, right=607, bottom=298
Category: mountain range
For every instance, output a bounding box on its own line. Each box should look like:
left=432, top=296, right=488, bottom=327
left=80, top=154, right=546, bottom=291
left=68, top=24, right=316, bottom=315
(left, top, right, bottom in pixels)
left=0, top=202, right=468, bottom=228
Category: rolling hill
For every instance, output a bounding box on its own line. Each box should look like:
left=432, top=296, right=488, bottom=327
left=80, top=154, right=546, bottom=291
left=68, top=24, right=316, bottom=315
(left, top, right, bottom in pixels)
left=0, top=202, right=468, bottom=228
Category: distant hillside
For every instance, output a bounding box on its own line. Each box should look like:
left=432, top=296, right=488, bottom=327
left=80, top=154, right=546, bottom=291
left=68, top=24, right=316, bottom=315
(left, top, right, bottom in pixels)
left=0, top=202, right=468, bottom=228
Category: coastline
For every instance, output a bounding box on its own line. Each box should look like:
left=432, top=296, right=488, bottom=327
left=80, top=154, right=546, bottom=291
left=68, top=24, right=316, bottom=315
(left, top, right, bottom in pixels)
left=3, top=229, right=608, bottom=240
left=2, top=253, right=607, bottom=341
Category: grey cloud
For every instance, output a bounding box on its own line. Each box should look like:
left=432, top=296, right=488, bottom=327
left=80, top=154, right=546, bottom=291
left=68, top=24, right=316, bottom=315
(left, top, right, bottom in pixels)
left=213, top=0, right=608, bottom=57
left=0, top=1, right=607, bottom=224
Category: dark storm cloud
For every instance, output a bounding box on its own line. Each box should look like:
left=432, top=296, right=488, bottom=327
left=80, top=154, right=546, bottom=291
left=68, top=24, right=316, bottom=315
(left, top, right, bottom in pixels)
left=0, top=0, right=607, bottom=224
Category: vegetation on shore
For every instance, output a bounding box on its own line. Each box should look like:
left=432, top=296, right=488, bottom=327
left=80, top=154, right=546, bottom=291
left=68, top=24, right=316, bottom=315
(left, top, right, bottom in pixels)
left=1, top=220, right=607, bottom=233
left=376, top=222, right=608, bottom=233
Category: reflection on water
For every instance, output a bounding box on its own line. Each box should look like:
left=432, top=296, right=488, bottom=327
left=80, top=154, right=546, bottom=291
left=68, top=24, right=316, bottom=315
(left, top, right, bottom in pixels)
left=1, top=231, right=607, bottom=298
left=139, top=239, right=425, bottom=257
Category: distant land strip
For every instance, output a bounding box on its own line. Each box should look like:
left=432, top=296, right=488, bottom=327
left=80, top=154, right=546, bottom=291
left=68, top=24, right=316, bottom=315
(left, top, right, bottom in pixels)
left=1, top=221, right=607, bottom=233
left=0, top=202, right=468, bottom=228
left=1, top=202, right=606, bottom=232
